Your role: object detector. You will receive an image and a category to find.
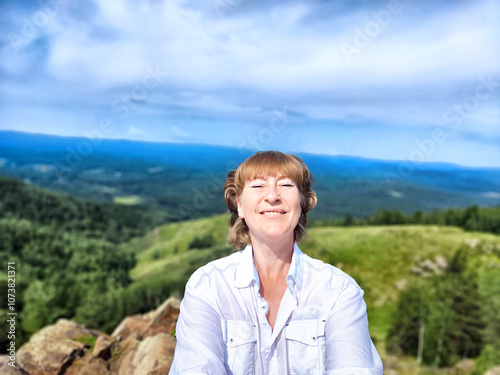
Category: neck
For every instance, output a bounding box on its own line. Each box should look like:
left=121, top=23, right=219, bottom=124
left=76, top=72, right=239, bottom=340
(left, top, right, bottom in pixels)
left=250, top=234, right=294, bottom=280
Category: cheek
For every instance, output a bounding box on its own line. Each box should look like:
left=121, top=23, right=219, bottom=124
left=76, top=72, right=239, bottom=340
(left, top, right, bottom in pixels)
left=237, top=193, right=256, bottom=218
left=294, top=192, right=303, bottom=211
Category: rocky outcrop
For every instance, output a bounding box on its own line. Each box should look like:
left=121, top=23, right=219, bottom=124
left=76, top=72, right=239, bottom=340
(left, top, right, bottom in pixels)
left=10, top=297, right=180, bottom=375
left=486, top=366, right=500, bottom=375
left=453, top=359, right=475, bottom=375
left=0, top=355, right=29, bottom=375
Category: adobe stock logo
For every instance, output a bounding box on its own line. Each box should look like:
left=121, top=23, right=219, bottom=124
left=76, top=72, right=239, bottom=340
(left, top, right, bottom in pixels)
left=8, top=0, right=70, bottom=53
left=54, top=64, right=169, bottom=180
left=384, top=74, right=499, bottom=192
left=212, top=0, right=243, bottom=20
left=442, top=75, right=499, bottom=128
left=340, top=0, right=413, bottom=62
left=238, top=108, right=290, bottom=152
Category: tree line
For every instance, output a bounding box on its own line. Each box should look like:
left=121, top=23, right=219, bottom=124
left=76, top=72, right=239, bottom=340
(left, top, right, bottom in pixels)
left=310, top=205, right=500, bottom=235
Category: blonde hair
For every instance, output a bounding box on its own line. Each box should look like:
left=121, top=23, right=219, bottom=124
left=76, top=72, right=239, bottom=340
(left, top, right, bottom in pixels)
left=224, top=151, right=317, bottom=249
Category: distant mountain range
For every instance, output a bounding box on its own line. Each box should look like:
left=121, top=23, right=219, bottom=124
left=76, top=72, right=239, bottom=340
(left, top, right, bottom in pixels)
left=1, top=130, right=499, bottom=219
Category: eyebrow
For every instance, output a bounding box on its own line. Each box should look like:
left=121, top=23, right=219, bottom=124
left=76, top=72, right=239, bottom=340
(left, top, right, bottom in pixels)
left=247, top=176, right=294, bottom=182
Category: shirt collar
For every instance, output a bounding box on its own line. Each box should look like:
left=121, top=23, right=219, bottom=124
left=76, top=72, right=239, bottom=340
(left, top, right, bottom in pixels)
left=234, top=242, right=304, bottom=294
left=287, top=242, right=304, bottom=292
left=234, top=245, right=257, bottom=288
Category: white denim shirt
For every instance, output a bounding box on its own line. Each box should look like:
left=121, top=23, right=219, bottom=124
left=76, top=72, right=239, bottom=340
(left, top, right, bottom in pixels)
left=169, top=243, right=383, bottom=375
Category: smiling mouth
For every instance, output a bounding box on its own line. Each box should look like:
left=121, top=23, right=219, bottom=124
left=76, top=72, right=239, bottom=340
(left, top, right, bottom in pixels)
left=260, top=210, right=286, bottom=216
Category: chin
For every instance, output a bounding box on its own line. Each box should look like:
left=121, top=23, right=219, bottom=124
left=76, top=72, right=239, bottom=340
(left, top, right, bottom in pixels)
left=261, top=230, right=294, bottom=241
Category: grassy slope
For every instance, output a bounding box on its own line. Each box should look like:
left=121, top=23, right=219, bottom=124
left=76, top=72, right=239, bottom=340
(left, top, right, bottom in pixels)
left=125, top=214, right=500, bottom=363
left=126, top=214, right=233, bottom=281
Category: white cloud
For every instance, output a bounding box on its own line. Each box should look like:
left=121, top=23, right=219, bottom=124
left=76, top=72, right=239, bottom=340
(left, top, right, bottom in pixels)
left=171, top=125, right=190, bottom=138
left=129, top=126, right=144, bottom=135
left=36, top=0, right=498, bottom=103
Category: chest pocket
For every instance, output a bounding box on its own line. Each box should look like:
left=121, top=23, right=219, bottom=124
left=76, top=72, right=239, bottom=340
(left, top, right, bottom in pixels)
left=286, top=319, right=326, bottom=375
left=222, top=320, right=257, bottom=375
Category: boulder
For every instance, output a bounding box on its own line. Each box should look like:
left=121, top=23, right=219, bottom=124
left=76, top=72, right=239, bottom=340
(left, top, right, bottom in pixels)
left=112, top=297, right=180, bottom=340
left=93, top=334, right=117, bottom=361
left=117, top=333, right=176, bottom=375
left=109, top=334, right=141, bottom=375
left=0, top=356, right=29, bottom=375
left=13, top=298, right=180, bottom=375
left=16, top=319, right=104, bottom=374
left=17, top=337, right=85, bottom=375
left=28, top=319, right=94, bottom=341
left=453, top=359, right=475, bottom=375
left=486, top=366, right=500, bottom=375
left=64, top=355, right=110, bottom=375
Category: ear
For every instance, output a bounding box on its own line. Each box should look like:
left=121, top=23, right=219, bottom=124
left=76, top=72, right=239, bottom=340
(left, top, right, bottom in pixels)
left=237, top=198, right=245, bottom=218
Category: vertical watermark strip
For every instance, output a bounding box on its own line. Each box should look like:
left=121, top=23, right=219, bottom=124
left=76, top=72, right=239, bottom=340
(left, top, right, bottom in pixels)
left=6, top=262, right=17, bottom=368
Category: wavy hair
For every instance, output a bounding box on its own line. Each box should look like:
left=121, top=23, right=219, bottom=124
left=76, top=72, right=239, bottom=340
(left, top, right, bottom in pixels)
left=224, top=151, right=317, bottom=249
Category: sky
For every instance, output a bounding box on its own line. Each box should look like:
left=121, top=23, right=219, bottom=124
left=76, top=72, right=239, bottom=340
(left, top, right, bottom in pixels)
left=0, top=0, right=499, bottom=167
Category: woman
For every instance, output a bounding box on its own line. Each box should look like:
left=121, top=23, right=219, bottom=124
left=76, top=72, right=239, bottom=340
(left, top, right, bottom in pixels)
left=169, top=151, right=383, bottom=375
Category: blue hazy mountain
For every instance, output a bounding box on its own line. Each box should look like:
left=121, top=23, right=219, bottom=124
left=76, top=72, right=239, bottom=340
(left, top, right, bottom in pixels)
left=1, top=130, right=499, bottom=219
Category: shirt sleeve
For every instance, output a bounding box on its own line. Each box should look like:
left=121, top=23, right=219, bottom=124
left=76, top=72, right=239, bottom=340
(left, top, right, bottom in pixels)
left=169, top=273, right=227, bottom=375
left=324, top=280, right=383, bottom=375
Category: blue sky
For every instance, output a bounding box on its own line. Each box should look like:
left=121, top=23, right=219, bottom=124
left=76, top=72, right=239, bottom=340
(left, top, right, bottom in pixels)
left=1, top=0, right=499, bottom=167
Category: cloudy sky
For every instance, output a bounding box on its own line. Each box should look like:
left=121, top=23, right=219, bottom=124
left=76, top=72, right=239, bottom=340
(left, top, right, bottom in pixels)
left=1, top=0, right=499, bottom=167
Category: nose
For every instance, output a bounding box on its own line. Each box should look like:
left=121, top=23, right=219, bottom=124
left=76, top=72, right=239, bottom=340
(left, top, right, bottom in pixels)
left=265, top=184, right=280, bottom=203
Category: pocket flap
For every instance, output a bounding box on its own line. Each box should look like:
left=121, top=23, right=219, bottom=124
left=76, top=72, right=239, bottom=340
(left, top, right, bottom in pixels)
left=286, top=319, right=323, bottom=346
left=223, top=320, right=257, bottom=347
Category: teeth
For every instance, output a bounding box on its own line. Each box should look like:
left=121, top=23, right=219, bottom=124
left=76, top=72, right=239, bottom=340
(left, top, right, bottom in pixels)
left=262, top=211, right=283, bottom=215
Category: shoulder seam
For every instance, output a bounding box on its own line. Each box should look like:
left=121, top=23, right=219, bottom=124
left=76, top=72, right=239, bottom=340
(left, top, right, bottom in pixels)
left=193, top=261, right=240, bottom=289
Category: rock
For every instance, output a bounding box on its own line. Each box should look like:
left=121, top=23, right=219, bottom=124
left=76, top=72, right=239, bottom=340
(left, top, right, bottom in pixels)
left=17, top=318, right=100, bottom=375
left=486, top=366, right=500, bottom=375
left=112, top=297, right=180, bottom=340
left=109, top=334, right=141, bottom=375
left=111, top=315, right=149, bottom=342
left=65, top=355, right=110, bottom=375
left=17, top=337, right=85, bottom=375
left=0, top=356, right=29, bottom=375
left=141, top=297, right=180, bottom=338
left=14, top=298, right=181, bottom=375
left=31, top=319, right=94, bottom=341
left=93, top=334, right=116, bottom=361
left=453, top=359, right=475, bottom=375
left=395, top=279, right=407, bottom=290
left=434, top=255, right=448, bottom=269
left=118, top=333, right=176, bottom=375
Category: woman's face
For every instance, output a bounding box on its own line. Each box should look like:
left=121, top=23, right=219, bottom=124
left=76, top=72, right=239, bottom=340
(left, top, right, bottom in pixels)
left=237, top=174, right=301, bottom=244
